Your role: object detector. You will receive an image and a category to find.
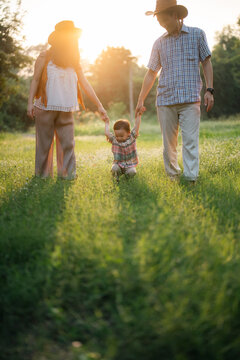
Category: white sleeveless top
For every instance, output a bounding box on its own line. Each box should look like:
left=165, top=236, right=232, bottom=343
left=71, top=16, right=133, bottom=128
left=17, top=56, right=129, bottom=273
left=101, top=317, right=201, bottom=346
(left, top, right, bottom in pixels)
left=34, top=61, right=79, bottom=112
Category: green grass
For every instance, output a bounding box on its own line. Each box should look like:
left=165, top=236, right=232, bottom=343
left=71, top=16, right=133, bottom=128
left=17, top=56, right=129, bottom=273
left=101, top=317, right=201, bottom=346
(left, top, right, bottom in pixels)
left=0, top=117, right=240, bottom=360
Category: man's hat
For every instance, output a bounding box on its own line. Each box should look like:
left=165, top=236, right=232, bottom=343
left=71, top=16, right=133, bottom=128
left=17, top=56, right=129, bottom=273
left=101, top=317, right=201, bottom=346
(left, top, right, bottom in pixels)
left=146, top=0, right=188, bottom=19
left=48, top=21, right=82, bottom=45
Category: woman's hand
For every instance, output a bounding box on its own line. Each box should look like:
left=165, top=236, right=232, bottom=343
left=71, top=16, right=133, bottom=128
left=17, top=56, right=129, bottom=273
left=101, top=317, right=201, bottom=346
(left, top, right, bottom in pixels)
left=27, top=103, right=35, bottom=119
left=98, top=105, right=109, bottom=122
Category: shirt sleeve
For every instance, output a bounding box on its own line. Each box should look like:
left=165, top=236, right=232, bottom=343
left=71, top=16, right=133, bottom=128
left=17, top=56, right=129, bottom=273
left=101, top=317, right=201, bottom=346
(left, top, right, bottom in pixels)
left=199, top=29, right=211, bottom=62
left=147, top=39, right=162, bottom=73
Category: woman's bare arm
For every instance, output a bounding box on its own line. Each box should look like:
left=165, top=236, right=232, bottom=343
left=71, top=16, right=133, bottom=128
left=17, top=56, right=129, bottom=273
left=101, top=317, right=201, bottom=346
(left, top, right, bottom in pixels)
left=76, top=66, right=109, bottom=122
left=27, top=52, right=46, bottom=118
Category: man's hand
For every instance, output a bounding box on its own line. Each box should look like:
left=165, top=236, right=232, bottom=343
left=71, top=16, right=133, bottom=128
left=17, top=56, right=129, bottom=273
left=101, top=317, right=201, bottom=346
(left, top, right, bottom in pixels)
left=98, top=105, right=109, bottom=122
left=135, top=69, right=158, bottom=117
left=202, top=57, right=214, bottom=112
left=204, top=91, right=214, bottom=112
left=135, top=102, right=146, bottom=117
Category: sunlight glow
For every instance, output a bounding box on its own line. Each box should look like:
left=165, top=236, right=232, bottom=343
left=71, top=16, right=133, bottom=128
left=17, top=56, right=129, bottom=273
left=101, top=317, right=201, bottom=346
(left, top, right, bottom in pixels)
left=21, top=0, right=240, bottom=65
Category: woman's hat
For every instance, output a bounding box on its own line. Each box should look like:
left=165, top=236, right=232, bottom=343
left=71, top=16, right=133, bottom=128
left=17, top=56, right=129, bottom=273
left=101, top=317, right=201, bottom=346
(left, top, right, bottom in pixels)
left=146, top=0, right=188, bottom=19
left=48, top=21, right=82, bottom=45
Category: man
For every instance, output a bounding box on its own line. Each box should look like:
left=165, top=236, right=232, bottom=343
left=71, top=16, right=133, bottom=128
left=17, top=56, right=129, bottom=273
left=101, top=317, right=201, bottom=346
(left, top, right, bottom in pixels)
left=135, top=0, right=214, bottom=183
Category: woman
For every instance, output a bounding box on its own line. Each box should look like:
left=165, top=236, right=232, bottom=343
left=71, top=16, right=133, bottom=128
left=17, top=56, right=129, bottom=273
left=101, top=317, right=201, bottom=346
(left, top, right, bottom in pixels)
left=27, top=20, right=109, bottom=179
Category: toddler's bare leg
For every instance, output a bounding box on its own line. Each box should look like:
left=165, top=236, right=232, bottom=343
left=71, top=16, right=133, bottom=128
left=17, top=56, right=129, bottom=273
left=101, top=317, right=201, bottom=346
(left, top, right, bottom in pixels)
left=111, top=164, right=122, bottom=179
left=125, top=167, right=137, bottom=178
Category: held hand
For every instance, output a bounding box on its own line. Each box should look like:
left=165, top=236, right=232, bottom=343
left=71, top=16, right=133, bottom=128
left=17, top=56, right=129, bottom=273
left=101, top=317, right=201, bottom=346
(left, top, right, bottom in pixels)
left=137, top=106, right=146, bottom=116
left=98, top=106, right=109, bottom=122
left=204, top=92, right=214, bottom=112
left=135, top=102, right=146, bottom=117
left=27, top=103, right=35, bottom=119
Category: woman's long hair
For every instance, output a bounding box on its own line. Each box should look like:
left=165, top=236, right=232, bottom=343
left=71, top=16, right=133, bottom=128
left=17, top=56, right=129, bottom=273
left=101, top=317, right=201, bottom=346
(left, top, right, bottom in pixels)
left=49, top=36, right=80, bottom=70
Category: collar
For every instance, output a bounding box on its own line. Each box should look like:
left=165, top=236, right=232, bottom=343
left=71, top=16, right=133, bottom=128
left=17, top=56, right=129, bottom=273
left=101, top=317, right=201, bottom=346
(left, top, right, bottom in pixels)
left=181, top=24, right=189, bottom=34
left=163, top=23, right=189, bottom=37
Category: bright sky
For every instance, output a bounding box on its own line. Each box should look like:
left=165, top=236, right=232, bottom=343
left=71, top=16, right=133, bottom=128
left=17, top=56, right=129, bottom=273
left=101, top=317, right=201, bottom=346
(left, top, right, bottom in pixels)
left=20, top=0, right=240, bottom=66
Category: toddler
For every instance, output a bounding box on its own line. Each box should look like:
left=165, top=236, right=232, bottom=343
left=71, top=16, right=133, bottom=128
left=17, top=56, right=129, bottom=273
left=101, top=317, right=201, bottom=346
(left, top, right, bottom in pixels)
left=105, top=115, right=142, bottom=179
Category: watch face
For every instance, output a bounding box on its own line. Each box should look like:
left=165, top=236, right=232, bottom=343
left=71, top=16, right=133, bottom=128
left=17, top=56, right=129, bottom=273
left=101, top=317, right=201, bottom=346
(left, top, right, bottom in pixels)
left=207, top=88, right=214, bottom=94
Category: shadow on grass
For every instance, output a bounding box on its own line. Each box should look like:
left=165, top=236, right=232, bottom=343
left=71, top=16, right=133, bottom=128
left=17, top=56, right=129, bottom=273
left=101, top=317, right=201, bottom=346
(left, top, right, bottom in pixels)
left=112, top=173, right=240, bottom=360
left=0, top=176, right=73, bottom=359
left=110, top=175, right=169, bottom=359
left=117, top=174, right=161, bottom=246
left=179, top=175, right=240, bottom=239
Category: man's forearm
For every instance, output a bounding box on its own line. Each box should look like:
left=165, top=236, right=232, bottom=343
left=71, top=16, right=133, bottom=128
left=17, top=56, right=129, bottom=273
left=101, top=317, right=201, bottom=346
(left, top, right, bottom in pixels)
left=138, top=69, right=158, bottom=103
left=202, top=57, right=213, bottom=88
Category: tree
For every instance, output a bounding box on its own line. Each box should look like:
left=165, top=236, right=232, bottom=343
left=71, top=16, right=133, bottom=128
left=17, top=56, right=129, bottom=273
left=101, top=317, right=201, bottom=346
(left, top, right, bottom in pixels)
left=206, top=17, right=240, bottom=118
left=85, top=46, right=157, bottom=116
left=0, top=76, right=33, bottom=131
left=88, top=46, right=134, bottom=109
left=0, top=0, right=31, bottom=107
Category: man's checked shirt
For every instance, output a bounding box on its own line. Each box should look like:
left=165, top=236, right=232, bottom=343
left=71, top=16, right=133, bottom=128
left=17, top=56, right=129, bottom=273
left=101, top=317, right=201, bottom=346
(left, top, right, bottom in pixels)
left=147, top=24, right=211, bottom=106
left=108, top=128, right=138, bottom=168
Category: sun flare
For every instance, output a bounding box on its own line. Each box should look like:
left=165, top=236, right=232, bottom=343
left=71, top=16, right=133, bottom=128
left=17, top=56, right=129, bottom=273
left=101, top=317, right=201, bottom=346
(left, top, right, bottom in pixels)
left=21, top=0, right=240, bottom=65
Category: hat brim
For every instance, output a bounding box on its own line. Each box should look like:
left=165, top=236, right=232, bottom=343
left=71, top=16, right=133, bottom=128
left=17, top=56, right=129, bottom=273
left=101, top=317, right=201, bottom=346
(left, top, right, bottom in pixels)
left=146, top=5, right=188, bottom=19
left=48, top=28, right=82, bottom=45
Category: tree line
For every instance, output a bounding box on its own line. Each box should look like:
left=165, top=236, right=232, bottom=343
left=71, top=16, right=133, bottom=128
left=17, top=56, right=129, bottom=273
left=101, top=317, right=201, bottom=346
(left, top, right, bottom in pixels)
left=0, top=0, right=239, bottom=131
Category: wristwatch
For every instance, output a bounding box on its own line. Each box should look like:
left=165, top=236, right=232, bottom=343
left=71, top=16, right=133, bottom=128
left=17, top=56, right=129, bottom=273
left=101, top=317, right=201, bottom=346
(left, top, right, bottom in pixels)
left=206, top=88, right=215, bottom=95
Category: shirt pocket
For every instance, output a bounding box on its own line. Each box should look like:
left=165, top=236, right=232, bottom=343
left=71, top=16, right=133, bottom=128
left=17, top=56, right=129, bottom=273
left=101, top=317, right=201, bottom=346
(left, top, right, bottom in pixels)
left=186, top=50, right=197, bottom=61
left=185, top=47, right=199, bottom=62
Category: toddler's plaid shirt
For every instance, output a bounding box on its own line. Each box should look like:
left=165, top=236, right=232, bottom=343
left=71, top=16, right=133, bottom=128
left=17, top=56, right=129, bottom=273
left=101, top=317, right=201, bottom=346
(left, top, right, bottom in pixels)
left=108, top=127, right=138, bottom=168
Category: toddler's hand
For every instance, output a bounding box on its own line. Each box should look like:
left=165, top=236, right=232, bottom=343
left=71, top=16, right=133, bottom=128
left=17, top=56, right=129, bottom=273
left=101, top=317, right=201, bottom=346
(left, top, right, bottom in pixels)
left=98, top=106, right=109, bottom=122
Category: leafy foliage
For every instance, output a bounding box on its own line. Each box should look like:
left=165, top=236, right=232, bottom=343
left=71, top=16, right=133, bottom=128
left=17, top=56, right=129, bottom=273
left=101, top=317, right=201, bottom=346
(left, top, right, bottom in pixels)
left=0, top=0, right=31, bottom=107
left=89, top=46, right=133, bottom=108
left=84, top=47, right=157, bottom=115
left=0, top=77, right=33, bottom=131
left=207, top=17, right=240, bottom=118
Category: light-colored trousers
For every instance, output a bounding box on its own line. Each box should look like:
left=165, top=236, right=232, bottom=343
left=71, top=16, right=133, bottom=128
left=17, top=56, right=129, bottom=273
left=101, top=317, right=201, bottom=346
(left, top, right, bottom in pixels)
left=157, top=102, right=200, bottom=181
left=34, top=107, right=76, bottom=179
left=111, top=164, right=136, bottom=178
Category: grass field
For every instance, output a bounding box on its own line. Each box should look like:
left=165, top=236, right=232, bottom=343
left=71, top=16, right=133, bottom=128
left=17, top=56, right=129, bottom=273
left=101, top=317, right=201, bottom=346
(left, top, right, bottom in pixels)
left=0, top=116, right=240, bottom=360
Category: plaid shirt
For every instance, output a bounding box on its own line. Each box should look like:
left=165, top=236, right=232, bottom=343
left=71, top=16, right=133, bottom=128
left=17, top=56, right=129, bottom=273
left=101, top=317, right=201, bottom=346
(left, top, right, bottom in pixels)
left=147, top=24, right=211, bottom=106
left=108, top=127, right=138, bottom=168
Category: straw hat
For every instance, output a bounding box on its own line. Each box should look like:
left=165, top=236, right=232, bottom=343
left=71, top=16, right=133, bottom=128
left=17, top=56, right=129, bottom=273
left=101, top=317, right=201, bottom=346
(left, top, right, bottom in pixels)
left=48, top=21, right=82, bottom=45
left=146, top=0, right=188, bottom=19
